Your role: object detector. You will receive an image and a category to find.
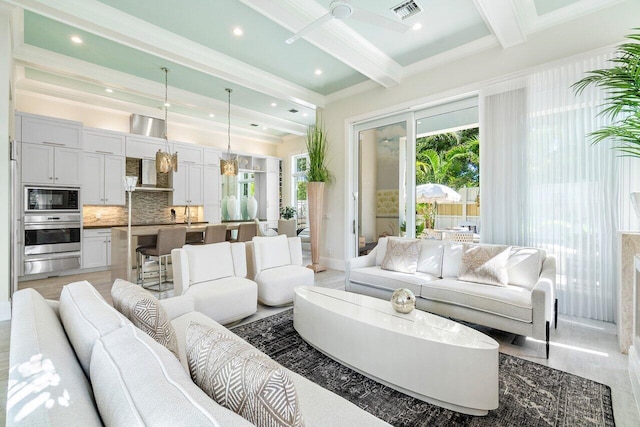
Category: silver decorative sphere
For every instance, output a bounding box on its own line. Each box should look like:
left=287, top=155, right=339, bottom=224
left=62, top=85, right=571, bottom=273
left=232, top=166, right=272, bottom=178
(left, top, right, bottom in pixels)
left=390, top=288, right=416, bottom=314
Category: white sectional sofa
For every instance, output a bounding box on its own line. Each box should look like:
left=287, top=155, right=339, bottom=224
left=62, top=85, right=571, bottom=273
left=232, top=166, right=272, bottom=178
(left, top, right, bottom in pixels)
left=346, top=237, right=557, bottom=357
left=7, top=281, right=391, bottom=426
left=172, top=241, right=258, bottom=325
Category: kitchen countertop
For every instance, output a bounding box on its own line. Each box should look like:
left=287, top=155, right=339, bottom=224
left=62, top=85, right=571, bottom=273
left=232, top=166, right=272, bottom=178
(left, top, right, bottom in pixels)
left=84, top=221, right=208, bottom=229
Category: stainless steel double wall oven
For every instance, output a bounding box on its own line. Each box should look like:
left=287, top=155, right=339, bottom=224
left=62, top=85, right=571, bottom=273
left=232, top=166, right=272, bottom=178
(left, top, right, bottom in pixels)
left=23, top=186, right=81, bottom=275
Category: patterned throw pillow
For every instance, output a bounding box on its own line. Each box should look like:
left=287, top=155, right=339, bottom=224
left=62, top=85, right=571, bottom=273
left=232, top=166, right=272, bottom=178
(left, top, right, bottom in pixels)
left=381, top=238, right=421, bottom=274
left=458, top=244, right=512, bottom=287
left=111, top=279, right=179, bottom=358
left=186, top=322, right=304, bottom=427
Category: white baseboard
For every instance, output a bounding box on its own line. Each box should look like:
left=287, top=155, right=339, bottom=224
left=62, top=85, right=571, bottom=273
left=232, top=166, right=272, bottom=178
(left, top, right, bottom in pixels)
left=0, top=300, right=11, bottom=321
left=630, top=344, right=640, bottom=415
left=321, top=256, right=345, bottom=271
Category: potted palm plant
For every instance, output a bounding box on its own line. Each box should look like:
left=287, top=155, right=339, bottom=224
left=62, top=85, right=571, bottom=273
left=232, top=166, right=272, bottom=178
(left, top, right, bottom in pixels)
left=572, top=30, right=640, bottom=216
left=306, top=121, right=333, bottom=272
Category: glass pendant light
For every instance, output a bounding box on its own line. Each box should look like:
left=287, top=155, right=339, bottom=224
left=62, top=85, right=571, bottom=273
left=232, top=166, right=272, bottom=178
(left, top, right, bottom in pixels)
left=156, top=67, right=178, bottom=173
left=220, top=88, right=238, bottom=176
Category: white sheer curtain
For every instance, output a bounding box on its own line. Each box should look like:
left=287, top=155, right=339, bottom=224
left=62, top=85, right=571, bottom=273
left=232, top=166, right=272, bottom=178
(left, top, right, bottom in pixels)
left=480, top=52, right=619, bottom=322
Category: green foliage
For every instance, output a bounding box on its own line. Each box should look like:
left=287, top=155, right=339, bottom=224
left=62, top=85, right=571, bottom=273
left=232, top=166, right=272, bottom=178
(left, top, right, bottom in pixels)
left=296, top=180, right=307, bottom=201
left=572, top=29, right=640, bottom=157
left=306, top=121, right=334, bottom=183
left=416, top=128, right=479, bottom=188
left=400, top=221, right=425, bottom=235
left=280, top=206, right=297, bottom=219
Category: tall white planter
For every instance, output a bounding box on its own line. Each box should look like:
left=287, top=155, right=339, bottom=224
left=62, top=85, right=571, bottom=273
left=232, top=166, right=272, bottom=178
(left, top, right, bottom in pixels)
left=247, top=196, right=258, bottom=219
left=227, top=195, right=239, bottom=220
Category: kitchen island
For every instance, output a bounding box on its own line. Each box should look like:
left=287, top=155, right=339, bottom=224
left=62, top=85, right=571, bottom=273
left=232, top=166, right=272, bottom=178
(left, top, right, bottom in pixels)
left=110, top=223, right=240, bottom=282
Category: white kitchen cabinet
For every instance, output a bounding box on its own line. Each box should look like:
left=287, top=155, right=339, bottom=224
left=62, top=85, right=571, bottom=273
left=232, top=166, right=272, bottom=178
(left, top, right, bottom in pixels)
left=126, top=135, right=168, bottom=159
left=203, top=165, right=220, bottom=205
left=83, top=128, right=126, bottom=155
left=82, top=153, right=126, bottom=205
left=173, top=142, right=203, bottom=164
left=203, top=148, right=220, bottom=166
left=21, top=113, right=82, bottom=149
left=22, top=143, right=82, bottom=185
left=171, top=163, right=203, bottom=205
left=82, top=228, right=111, bottom=269
left=257, top=161, right=280, bottom=228
left=266, top=158, right=280, bottom=173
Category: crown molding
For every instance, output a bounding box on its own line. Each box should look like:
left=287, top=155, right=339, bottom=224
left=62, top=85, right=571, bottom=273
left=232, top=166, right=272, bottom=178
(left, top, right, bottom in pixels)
left=4, top=0, right=325, bottom=109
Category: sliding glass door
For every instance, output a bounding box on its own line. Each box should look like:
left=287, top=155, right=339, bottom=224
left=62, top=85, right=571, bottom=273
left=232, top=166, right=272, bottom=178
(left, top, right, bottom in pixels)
left=352, top=114, right=414, bottom=256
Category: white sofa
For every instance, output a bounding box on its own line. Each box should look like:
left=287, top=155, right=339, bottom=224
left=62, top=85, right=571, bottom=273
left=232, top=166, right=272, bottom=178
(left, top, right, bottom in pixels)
left=7, top=282, right=390, bottom=426
left=246, top=235, right=314, bottom=306
left=172, top=241, right=257, bottom=325
left=346, top=237, right=557, bottom=357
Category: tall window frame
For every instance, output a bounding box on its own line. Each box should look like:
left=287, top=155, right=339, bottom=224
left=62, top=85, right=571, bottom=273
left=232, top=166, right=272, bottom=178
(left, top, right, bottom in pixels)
left=291, top=153, right=309, bottom=226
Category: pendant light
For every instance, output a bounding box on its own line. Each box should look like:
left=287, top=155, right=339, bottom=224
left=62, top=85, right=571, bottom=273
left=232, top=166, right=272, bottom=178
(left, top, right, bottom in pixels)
left=220, top=88, right=238, bottom=176
left=156, top=67, right=178, bottom=173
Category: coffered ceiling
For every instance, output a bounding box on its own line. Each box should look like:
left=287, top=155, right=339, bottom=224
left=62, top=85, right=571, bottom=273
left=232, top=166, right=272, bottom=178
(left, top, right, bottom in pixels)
left=1, top=0, right=630, bottom=142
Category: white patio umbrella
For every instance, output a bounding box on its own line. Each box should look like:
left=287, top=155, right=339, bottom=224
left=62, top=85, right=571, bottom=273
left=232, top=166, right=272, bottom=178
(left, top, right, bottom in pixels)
left=416, top=183, right=461, bottom=230
left=416, top=183, right=461, bottom=204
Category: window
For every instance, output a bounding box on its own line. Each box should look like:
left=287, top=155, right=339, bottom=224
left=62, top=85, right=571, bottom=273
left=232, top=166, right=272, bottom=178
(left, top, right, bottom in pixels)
left=237, top=172, right=255, bottom=198
left=292, top=154, right=308, bottom=226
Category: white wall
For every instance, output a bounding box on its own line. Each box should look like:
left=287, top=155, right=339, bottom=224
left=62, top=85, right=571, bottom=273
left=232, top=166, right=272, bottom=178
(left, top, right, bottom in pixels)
left=0, top=8, right=13, bottom=320
left=320, top=1, right=640, bottom=268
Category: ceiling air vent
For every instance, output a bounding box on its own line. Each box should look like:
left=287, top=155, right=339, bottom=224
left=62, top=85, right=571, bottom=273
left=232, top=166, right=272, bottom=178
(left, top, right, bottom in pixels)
left=391, top=0, right=422, bottom=20
left=288, top=108, right=299, bottom=113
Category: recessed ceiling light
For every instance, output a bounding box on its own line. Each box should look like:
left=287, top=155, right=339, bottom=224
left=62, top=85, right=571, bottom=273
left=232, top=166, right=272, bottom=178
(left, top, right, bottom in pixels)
left=233, top=27, right=243, bottom=36
left=209, top=113, right=215, bottom=118
left=303, top=113, right=308, bottom=117
left=270, top=102, right=277, bottom=107
left=417, top=121, right=422, bottom=124
left=314, top=69, right=322, bottom=75
left=105, top=88, right=113, bottom=93
left=262, top=126, right=267, bottom=130
left=71, top=35, right=83, bottom=44
left=412, top=23, right=422, bottom=31
left=164, top=102, right=171, bottom=108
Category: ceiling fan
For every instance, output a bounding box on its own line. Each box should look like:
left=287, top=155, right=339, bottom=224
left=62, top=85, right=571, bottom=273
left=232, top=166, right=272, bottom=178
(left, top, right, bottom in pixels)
left=285, top=0, right=411, bottom=45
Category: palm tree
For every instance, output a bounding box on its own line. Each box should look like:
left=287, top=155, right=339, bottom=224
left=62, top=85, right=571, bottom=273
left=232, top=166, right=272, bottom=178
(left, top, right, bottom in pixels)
left=572, top=30, right=640, bottom=157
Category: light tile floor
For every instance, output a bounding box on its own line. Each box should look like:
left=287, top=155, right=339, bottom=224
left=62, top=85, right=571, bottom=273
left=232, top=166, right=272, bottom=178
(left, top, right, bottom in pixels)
left=3, top=267, right=639, bottom=426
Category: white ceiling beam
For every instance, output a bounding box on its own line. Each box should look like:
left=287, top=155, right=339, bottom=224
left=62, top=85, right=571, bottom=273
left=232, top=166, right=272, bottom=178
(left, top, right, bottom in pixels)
left=13, top=46, right=308, bottom=136
left=473, top=0, right=527, bottom=48
left=239, top=0, right=403, bottom=88
left=2, top=0, right=324, bottom=110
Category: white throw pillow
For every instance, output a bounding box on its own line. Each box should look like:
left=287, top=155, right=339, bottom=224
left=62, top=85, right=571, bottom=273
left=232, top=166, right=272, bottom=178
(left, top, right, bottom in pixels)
left=505, top=247, right=544, bottom=289
left=381, top=238, right=421, bottom=274
left=255, top=235, right=292, bottom=270
left=184, top=242, right=235, bottom=284
left=458, top=244, right=511, bottom=287
left=416, top=240, right=445, bottom=276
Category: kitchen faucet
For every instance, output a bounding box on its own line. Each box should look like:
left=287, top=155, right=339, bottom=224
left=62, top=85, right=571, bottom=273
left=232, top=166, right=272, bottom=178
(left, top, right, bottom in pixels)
left=184, top=205, right=191, bottom=227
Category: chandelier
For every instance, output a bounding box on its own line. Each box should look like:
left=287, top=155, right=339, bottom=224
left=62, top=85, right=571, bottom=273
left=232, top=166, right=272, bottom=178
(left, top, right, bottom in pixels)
left=156, top=67, right=178, bottom=173
left=220, top=88, right=238, bottom=176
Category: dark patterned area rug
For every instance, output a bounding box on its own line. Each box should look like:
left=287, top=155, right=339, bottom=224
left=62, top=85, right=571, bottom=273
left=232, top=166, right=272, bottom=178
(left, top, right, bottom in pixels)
left=232, top=310, right=615, bottom=427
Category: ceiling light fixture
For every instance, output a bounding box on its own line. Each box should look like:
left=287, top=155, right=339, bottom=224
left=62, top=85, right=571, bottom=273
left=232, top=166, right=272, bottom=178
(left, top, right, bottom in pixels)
left=314, top=69, right=323, bottom=75
left=156, top=67, right=178, bottom=174
left=233, top=27, right=243, bottom=36
left=70, top=35, right=83, bottom=44
left=209, top=113, right=215, bottom=118
left=220, top=88, right=238, bottom=177
left=270, top=102, right=277, bottom=107
left=105, top=88, right=113, bottom=93
left=412, top=22, right=422, bottom=31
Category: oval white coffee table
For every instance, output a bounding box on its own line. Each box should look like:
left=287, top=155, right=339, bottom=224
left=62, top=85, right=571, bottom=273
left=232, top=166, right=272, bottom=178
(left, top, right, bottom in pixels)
left=293, top=286, right=499, bottom=416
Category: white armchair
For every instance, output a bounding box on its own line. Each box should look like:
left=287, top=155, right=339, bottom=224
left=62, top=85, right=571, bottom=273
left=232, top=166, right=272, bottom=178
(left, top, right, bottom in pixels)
left=246, top=235, right=314, bottom=306
left=171, top=242, right=258, bottom=325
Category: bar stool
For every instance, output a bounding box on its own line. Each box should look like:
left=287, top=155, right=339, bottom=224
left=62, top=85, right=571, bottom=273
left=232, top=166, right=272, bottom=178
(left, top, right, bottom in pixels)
left=203, top=224, right=228, bottom=244
left=138, top=227, right=186, bottom=291
left=135, top=235, right=156, bottom=283
left=234, top=223, right=257, bottom=242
